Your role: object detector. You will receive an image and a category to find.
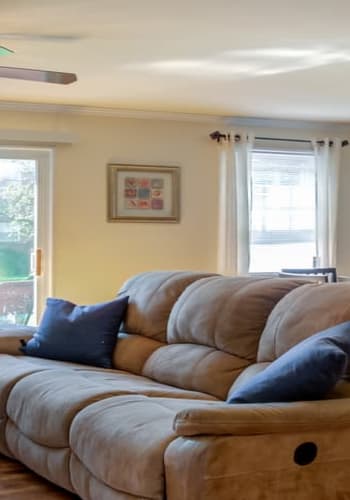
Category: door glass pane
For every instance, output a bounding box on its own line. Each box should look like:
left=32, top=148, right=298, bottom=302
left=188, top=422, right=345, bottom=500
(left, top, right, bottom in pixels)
left=0, top=159, right=35, bottom=326
left=249, top=151, right=316, bottom=272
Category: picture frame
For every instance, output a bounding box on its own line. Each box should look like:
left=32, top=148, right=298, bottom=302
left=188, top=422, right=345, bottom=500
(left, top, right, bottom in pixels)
left=107, top=164, right=180, bottom=223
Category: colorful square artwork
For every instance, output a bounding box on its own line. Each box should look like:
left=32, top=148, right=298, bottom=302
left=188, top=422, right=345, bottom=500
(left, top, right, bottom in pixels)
left=151, top=198, right=164, bottom=209
left=151, top=189, right=163, bottom=198
left=125, top=177, right=138, bottom=188
left=138, top=188, right=151, bottom=199
left=108, top=164, right=179, bottom=222
left=124, top=178, right=165, bottom=209
left=138, top=200, right=151, bottom=209
left=124, top=188, right=137, bottom=198
left=138, top=178, right=151, bottom=188
left=151, top=178, right=164, bottom=189
left=125, top=199, right=138, bottom=209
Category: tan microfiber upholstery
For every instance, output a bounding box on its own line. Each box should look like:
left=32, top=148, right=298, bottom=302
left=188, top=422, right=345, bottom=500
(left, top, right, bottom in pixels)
left=114, top=271, right=216, bottom=376
left=6, top=370, right=127, bottom=448
left=12, top=355, right=99, bottom=370
left=0, top=355, right=49, bottom=456
left=6, top=421, right=74, bottom=492
left=113, top=333, right=163, bottom=375
left=258, top=282, right=350, bottom=362
left=4, top=366, right=214, bottom=492
left=0, top=326, right=35, bottom=355
left=227, top=361, right=271, bottom=396
left=117, top=270, right=216, bottom=341
left=173, top=397, right=350, bottom=436
left=143, top=343, right=248, bottom=400
left=143, top=276, right=307, bottom=399
left=167, top=276, right=304, bottom=357
left=6, top=369, right=215, bottom=447
left=167, top=395, right=350, bottom=500
left=11, top=354, right=211, bottom=401
left=165, top=428, right=350, bottom=500
left=70, top=395, right=216, bottom=500
left=70, top=454, right=151, bottom=500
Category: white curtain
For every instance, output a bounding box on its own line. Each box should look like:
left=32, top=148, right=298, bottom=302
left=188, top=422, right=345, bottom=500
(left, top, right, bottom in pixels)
left=217, top=132, right=254, bottom=275
left=313, top=138, right=342, bottom=267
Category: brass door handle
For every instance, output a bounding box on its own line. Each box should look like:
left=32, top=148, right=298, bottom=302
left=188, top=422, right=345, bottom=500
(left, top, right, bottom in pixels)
left=35, top=248, right=43, bottom=277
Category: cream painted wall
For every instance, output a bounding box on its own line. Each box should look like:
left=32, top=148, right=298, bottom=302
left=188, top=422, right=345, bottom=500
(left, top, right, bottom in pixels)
left=0, top=110, right=219, bottom=304
left=0, top=109, right=350, bottom=305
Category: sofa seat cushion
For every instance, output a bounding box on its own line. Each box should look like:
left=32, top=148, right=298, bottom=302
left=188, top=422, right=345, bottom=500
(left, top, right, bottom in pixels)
left=71, top=454, right=152, bottom=500
left=6, top=369, right=128, bottom=448
left=0, top=355, right=49, bottom=418
left=14, top=354, right=94, bottom=370
left=14, top=356, right=217, bottom=402
left=5, top=420, right=74, bottom=492
left=72, top=369, right=217, bottom=402
left=5, top=366, right=216, bottom=449
left=70, top=395, right=217, bottom=500
left=12, top=355, right=217, bottom=401
left=0, top=354, right=54, bottom=456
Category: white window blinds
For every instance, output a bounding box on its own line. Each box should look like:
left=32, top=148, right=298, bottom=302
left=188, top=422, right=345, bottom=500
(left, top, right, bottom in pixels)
left=249, top=148, right=316, bottom=272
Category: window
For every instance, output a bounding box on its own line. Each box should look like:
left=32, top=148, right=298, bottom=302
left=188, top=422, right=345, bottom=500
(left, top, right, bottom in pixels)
left=249, top=148, right=317, bottom=272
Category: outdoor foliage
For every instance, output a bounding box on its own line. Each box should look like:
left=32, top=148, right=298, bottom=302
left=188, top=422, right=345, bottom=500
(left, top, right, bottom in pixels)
left=0, top=160, right=35, bottom=280
left=0, top=161, right=35, bottom=243
left=0, top=243, right=31, bottom=279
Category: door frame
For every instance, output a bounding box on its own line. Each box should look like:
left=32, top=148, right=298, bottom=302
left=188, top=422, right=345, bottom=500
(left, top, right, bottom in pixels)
left=0, top=147, right=53, bottom=323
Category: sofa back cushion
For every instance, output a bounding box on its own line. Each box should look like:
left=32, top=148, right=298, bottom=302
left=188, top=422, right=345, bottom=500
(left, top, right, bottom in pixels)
left=114, top=271, right=215, bottom=373
left=145, top=276, right=308, bottom=399
left=258, top=283, right=350, bottom=363
left=115, top=272, right=306, bottom=400
left=117, top=271, right=215, bottom=342
left=166, top=276, right=301, bottom=358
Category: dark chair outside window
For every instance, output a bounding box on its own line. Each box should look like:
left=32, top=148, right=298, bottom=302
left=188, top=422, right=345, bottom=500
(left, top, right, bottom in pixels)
left=280, top=267, right=337, bottom=283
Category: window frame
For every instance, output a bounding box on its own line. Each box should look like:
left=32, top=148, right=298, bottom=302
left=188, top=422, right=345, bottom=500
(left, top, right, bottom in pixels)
left=0, top=147, right=53, bottom=323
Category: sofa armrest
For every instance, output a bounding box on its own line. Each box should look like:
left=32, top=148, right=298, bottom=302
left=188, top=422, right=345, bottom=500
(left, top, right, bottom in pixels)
left=0, top=326, right=36, bottom=355
left=174, top=397, right=350, bottom=436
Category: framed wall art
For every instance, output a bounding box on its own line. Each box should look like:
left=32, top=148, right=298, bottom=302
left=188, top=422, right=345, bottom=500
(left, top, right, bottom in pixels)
left=107, top=164, right=180, bottom=222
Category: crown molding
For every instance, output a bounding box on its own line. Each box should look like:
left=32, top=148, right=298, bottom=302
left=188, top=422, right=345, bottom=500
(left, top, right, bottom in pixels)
left=0, top=128, right=76, bottom=144
left=223, top=115, right=350, bottom=132
left=0, top=100, right=349, bottom=130
left=0, top=100, right=224, bottom=124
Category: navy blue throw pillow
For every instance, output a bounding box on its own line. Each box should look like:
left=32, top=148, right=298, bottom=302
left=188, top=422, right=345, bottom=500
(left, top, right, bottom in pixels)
left=21, top=296, right=129, bottom=368
left=228, top=321, right=350, bottom=404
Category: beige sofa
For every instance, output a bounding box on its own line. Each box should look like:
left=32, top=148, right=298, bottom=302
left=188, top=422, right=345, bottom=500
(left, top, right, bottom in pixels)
left=1, top=271, right=350, bottom=500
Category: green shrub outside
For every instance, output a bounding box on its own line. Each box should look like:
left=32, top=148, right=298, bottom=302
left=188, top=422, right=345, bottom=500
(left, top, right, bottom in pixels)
left=0, top=242, right=31, bottom=281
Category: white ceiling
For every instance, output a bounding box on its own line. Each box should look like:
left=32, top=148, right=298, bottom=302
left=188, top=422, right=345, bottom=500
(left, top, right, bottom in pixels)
left=2, top=0, right=350, bottom=122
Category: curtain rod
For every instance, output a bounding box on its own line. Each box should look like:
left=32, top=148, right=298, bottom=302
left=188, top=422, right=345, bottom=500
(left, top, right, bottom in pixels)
left=209, top=130, right=349, bottom=147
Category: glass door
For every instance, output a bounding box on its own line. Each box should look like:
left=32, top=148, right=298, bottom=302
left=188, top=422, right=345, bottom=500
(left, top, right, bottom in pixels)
left=0, top=148, right=52, bottom=327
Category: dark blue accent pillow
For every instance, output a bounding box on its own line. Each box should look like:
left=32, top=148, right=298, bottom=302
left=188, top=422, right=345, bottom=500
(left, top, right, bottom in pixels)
left=21, top=296, right=129, bottom=368
left=227, top=321, right=350, bottom=404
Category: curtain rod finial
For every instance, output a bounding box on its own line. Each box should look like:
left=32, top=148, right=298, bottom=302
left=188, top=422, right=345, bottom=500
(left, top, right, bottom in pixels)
left=209, top=130, right=222, bottom=142
left=209, top=130, right=229, bottom=142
